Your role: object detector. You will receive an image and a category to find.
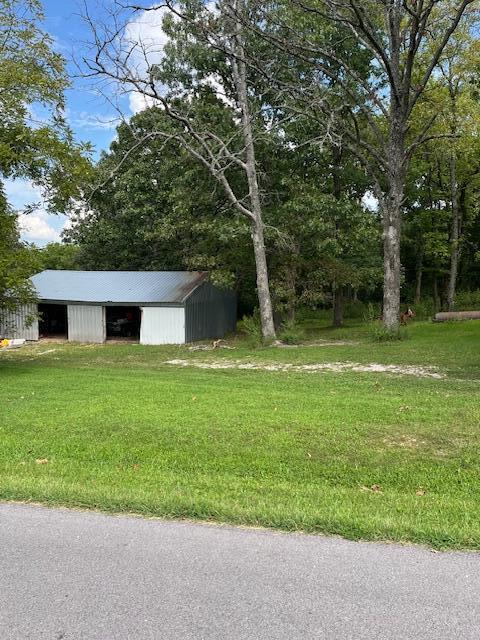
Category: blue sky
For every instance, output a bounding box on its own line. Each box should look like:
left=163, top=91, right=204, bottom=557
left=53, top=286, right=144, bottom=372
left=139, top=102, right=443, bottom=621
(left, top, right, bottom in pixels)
left=7, top=0, right=136, bottom=245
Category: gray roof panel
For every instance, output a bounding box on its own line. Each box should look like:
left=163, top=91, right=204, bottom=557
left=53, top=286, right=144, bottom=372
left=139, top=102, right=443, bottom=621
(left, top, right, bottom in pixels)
left=31, top=270, right=208, bottom=304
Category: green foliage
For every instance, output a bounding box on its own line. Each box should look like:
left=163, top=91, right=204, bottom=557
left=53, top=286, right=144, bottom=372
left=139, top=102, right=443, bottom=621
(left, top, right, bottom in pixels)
left=278, top=321, right=305, bottom=345
left=402, top=21, right=480, bottom=304
left=455, top=290, right=480, bottom=310
left=0, top=0, right=91, bottom=208
left=362, top=302, right=380, bottom=324
left=237, top=310, right=263, bottom=348
left=71, top=0, right=480, bottom=319
left=368, top=323, right=405, bottom=343
left=35, top=243, right=81, bottom=271
left=0, top=200, right=39, bottom=324
left=73, top=97, right=384, bottom=318
left=407, top=299, right=436, bottom=320
left=0, top=0, right=91, bottom=318
left=267, top=176, right=382, bottom=317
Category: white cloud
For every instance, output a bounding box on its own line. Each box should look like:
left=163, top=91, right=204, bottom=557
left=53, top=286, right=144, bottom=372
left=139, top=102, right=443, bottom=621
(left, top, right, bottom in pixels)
left=3, top=178, right=68, bottom=246
left=124, top=6, right=170, bottom=59
left=123, top=2, right=223, bottom=114
left=4, top=178, right=40, bottom=204
left=128, top=91, right=160, bottom=115
left=204, top=72, right=232, bottom=107
left=18, top=210, right=62, bottom=243
left=362, top=191, right=379, bottom=212
left=123, top=6, right=171, bottom=114
left=68, top=110, right=121, bottom=131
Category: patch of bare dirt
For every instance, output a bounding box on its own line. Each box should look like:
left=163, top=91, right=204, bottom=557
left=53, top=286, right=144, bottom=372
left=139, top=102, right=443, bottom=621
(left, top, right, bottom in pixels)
left=302, top=340, right=360, bottom=347
left=165, top=359, right=445, bottom=379
left=383, top=435, right=428, bottom=449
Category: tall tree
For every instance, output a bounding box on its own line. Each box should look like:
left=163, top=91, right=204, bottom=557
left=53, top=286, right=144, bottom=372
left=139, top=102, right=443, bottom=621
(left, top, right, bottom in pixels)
left=403, top=21, right=480, bottom=309
left=255, top=0, right=477, bottom=330
left=0, top=0, right=91, bottom=315
left=438, top=27, right=480, bottom=310
left=84, top=0, right=279, bottom=339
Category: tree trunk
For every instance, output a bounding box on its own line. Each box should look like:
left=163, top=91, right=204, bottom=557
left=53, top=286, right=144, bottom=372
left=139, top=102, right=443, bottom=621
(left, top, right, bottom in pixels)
left=382, top=109, right=406, bottom=333
left=382, top=176, right=404, bottom=331
left=231, top=0, right=275, bottom=340
left=331, top=145, right=344, bottom=328
left=285, top=262, right=297, bottom=324
left=333, top=285, right=344, bottom=327
left=251, top=218, right=276, bottom=338
left=433, top=277, right=440, bottom=312
left=248, top=200, right=275, bottom=339
left=414, top=243, right=423, bottom=304
left=382, top=207, right=401, bottom=331
left=446, top=153, right=460, bottom=312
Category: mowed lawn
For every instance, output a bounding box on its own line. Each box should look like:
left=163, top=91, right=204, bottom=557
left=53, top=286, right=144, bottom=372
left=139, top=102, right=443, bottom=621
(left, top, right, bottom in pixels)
left=1, top=320, right=479, bottom=549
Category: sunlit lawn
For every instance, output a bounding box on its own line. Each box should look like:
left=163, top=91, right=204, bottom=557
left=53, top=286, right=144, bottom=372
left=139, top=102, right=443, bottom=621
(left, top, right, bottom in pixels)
left=1, top=320, right=479, bottom=548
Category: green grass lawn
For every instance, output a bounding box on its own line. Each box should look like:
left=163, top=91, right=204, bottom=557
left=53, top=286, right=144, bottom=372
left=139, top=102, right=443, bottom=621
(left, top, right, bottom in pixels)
left=1, top=320, right=479, bottom=549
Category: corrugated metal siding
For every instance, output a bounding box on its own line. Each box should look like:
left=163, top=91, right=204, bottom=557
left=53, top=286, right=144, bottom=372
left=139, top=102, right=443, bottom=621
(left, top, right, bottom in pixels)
left=0, top=304, right=39, bottom=340
left=185, top=283, right=236, bottom=342
left=140, top=307, right=185, bottom=344
left=68, top=305, right=105, bottom=343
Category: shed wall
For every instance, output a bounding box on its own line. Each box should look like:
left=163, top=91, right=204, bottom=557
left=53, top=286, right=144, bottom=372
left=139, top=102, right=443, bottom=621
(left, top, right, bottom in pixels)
left=0, top=304, right=39, bottom=340
left=68, top=305, right=105, bottom=343
left=185, top=283, right=236, bottom=342
left=140, top=306, right=185, bottom=344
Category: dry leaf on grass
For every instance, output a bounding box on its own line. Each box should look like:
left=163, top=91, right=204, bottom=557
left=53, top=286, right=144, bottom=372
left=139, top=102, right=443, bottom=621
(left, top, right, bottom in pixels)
left=35, top=458, right=49, bottom=465
left=398, top=405, right=411, bottom=413
left=360, top=484, right=383, bottom=494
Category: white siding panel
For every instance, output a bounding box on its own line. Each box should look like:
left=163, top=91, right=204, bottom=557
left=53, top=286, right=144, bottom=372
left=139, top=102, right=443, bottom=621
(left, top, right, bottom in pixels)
left=68, top=305, right=105, bottom=343
left=0, top=304, right=39, bottom=340
left=140, top=306, right=185, bottom=345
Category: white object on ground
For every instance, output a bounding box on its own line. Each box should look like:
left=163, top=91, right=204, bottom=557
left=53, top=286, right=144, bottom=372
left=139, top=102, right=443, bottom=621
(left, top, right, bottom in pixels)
left=165, top=359, right=445, bottom=379
left=0, top=339, right=26, bottom=349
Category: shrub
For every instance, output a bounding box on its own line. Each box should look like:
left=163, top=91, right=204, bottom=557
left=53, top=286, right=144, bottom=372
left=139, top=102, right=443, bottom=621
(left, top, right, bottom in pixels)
left=237, top=310, right=263, bottom=348
left=455, top=290, right=480, bottom=310
left=368, top=323, right=406, bottom=342
left=344, top=301, right=378, bottom=320
left=408, top=299, right=435, bottom=320
left=362, top=302, right=379, bottom=324
left=278, top=321, right=305, bottom=345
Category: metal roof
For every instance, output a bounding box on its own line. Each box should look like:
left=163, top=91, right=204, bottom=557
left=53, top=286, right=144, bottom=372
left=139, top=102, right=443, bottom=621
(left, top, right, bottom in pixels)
left=31, top=270, right=208, bottom=304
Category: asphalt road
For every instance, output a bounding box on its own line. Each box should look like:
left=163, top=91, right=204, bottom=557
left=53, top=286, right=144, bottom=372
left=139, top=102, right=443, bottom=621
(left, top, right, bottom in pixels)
left=0, top=503, right=479, bottom=639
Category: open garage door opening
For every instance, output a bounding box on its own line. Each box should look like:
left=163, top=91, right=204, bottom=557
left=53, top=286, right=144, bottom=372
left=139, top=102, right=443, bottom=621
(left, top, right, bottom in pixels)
left=106, top=306, right=141, bottom=341
left=38, top=303, right=68, bottom=339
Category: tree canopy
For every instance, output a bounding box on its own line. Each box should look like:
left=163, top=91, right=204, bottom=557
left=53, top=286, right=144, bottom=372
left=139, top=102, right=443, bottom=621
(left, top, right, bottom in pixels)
left=0, top=0, right=91, bottom=321
left=2, top=0, right=480, bottom=334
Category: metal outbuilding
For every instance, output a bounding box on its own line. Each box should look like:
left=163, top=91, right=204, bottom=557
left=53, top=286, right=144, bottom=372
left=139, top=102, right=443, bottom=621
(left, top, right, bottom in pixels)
left=1, top=270, right=236, bottom=345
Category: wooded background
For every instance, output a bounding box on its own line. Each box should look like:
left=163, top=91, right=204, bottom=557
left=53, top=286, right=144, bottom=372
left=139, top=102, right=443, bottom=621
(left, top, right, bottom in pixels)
left=2, top=0, right=480, bottom=337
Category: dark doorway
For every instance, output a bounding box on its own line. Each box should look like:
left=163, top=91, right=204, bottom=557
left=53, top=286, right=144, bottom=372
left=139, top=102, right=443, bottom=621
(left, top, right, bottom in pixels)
left=106, top=306, right=141, bottom=340
left=38, top=303, right=68, bottom=338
